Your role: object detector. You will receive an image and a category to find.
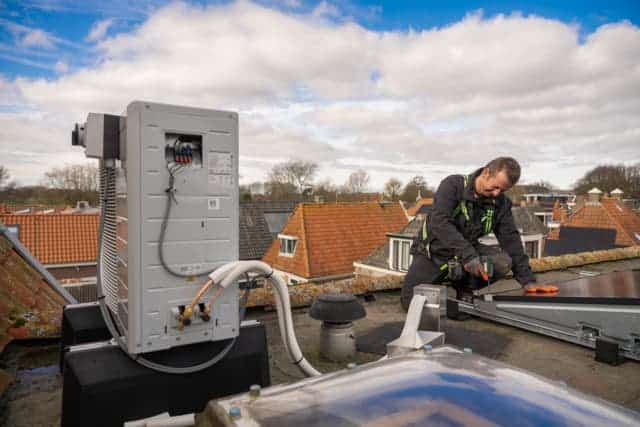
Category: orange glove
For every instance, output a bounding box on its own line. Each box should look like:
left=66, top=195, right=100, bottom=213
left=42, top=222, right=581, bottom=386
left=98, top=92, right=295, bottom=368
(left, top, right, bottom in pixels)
left=524, top=284, right=559, bottom=293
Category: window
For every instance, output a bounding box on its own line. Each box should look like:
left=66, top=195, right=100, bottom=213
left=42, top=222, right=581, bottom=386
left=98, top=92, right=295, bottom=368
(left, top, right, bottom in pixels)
left=525, top=241, right=538, bottom=259
left=278, top=235, right=297, bottom=256
left=390, top=238, right=412, bottom=272
left=6, top=224, right=19, bottom=240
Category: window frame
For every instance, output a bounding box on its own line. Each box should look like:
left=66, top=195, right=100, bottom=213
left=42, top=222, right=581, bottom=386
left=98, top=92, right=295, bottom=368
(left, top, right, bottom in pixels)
left=389, top=237, right=412, bottom=272
left=277, top=234, right=298, bottom=257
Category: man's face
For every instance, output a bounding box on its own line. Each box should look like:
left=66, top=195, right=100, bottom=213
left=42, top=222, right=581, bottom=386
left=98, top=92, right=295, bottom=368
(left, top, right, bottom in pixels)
left=477, top=169, right=512, bottom=198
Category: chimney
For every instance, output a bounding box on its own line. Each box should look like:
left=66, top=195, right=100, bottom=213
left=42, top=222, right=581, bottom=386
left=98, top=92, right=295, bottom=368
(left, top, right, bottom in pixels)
left=552, top=200, right=567, bottom=223
left=611, top=188, right=624, bottom=200
left=587, top=187, right=603, bottom=204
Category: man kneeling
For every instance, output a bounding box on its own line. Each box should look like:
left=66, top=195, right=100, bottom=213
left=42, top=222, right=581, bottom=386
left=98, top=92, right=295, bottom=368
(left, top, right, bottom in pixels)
left=401, top=157, right=536, bottom=310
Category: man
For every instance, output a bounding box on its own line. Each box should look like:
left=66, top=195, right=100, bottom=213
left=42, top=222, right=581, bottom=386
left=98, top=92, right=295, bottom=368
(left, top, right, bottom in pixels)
left=401, top=157, right=537, bottom=310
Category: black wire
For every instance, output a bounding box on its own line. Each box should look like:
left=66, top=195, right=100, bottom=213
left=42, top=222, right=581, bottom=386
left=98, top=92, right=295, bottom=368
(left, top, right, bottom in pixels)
left=158, top=145, right=207, bottom=278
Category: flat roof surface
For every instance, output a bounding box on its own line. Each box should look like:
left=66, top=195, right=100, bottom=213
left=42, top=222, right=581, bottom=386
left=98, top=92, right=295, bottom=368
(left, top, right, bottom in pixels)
left=2, top=258, right=640, bottom=426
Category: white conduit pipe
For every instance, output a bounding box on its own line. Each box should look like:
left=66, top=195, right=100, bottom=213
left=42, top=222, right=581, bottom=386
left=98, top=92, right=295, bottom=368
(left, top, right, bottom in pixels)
left=218, top=260, right=322, bottom=377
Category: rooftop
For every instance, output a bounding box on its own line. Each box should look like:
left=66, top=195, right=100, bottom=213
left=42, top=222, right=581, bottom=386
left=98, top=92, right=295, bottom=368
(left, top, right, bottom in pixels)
left=3, top=248, right=640, bottom=425
left=262, top=202, right=407, bottom=279
left=0, top=213, right=98, bottom=265
left=405, top=197, right=433, bottom=218
left=239, top=201, right=297, bottom=260
left=549, top=197, right=640, bottom=246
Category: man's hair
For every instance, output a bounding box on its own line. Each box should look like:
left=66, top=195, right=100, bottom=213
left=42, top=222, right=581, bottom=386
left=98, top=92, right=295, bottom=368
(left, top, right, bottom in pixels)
left=485, top=157, right=521, bottom=185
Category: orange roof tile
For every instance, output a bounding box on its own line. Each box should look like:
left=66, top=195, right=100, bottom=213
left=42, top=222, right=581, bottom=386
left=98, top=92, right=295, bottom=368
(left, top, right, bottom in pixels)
left=548, top=198, right=640, bottom=246
left=0, top=233, right=67, bottom=344
left=0, top=214, right=98, bottom=265
left=406, top=198, right=433, bottom=217
left=262, top=202, right=408, bottom=279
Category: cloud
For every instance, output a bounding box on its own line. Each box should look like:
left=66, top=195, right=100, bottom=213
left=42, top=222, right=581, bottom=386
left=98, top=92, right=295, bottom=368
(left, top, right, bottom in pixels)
left=54, top=60, right=69, bottom=74
left=312, top=1, right=341, bottom=19
left=19, top=28, right=56, bottom=48
left=86, top=18, right=113, bottom=42
left=0, top=18, right=56, bottom=49
left=2, top=1, right=639, bottom=190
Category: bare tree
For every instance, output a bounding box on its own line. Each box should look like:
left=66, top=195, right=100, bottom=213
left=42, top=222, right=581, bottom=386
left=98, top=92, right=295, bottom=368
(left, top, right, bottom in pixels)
left=573, top=164, right=640, bottom=197
left=267, top=159, right=318, bottom=194
left=527, top=180, right=555, bottom=193
left=401, top=175, right=433, bottom=202
left=344, top=169, right=370, bottom=193
left=384, top=178, right=403, bottom=201
left=43, top=163, right=99, bottom=192
left=0, top=165, right=9, bottom=188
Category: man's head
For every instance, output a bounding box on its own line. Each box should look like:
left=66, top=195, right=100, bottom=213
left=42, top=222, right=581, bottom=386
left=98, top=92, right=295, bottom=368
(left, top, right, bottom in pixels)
left=475, top=157, right=521, bottom=198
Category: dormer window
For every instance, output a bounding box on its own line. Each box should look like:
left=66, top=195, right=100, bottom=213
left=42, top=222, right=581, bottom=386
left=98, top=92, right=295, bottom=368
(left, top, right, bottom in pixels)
left=278, top=234, right=298, bottom=257
left=390, top=238, right=412, bottom=272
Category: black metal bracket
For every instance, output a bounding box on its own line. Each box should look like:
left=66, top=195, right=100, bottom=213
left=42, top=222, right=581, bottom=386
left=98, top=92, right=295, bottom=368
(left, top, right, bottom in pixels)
left=595, top=338, right=624, bottom=366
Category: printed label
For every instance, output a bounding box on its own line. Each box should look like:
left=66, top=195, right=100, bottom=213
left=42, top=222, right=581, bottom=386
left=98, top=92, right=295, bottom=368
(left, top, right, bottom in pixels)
left=177, top=263, right=203, bottom=275
left=208, top=198, right=220, bottom=210
left=208, top=175, right=234, bottom=187
left=208, top=152, right=232, bottom=174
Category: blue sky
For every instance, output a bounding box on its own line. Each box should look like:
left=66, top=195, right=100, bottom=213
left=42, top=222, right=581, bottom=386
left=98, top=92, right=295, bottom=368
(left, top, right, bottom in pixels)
left=1, top=1, right=639, bottom=189
left=1, top=0, right=638, bottom=79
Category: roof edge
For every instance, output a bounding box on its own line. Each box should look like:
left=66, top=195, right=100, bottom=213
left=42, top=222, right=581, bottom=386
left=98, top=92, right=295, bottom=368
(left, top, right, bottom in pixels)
left=0, top=223, right=77, bottom=304
left=531, top=246, right=640, bottom=273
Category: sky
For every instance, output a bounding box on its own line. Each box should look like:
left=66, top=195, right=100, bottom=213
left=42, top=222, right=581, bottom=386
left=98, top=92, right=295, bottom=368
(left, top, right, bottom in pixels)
left=0, top=0, right=639, bottom=191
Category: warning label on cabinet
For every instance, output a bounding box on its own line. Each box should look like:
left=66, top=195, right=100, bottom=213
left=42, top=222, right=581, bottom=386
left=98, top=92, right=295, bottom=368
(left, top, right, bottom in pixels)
left=208, top=152, right=232, bottom=175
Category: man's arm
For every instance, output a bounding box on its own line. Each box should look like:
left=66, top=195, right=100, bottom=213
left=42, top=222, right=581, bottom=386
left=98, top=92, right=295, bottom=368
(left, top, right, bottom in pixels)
left=430, top=175, right=477, bottom=263
left=493, top=205, right=536, bottom=285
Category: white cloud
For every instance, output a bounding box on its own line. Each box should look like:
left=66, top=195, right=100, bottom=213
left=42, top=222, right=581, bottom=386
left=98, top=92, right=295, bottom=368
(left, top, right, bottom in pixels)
left=2, top=2, right=639, bottom=190
left=54, top=60, right=69, bottom=74
left=312, top=1, right=341, bottom=19
left=86, top=18, right=113, bottom=42
left=19, top=28, right=56, bottom=48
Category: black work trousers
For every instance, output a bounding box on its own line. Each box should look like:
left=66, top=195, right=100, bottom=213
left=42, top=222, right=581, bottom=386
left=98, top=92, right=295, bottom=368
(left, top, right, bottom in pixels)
left=400, top=244, right=512, bottom=311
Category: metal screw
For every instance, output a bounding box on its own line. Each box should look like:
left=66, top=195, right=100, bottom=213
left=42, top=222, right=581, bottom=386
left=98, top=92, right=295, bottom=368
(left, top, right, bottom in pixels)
left=423, top=344, right=433, bottom=352
left=463, top=347, right=472, bottom=354
left=347, top=363, right=357, bottom=369
left=229, top=406, right=241, bottom=419
left=249, top=384, right=261, bottom=398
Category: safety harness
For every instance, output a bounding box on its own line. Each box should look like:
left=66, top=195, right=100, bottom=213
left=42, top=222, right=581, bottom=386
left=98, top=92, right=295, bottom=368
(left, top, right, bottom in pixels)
left=416, top=174, right=494, bottom=263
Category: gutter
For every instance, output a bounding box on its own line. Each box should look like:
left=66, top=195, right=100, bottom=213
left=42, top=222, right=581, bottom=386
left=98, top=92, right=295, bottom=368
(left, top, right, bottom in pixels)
left=0, top=223, right=77, bottom=304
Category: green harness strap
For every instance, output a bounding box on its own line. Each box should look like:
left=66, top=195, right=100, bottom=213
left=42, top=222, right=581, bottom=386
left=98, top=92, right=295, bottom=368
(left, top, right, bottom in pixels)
left=421, top=174, right=471, bottom=242
left=481, top=207, right=494, bottom=234
left=420, top=174, right=495, bottom=242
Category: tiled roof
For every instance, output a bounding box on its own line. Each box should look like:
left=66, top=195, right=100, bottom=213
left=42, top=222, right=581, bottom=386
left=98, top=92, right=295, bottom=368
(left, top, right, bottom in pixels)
left=361, top=217, right=423, bottom=269
left=0, top=230, right=68, bottom=347
left=239, top=201, right=297, bottom=260
left=0, top=214, right=98, bottom=265
left=0, top=204, right=68, bottom=214
left=511, top=207, right=548, bottom=235
left=262, top=202, right=408, bottom=279
left=406, top=198, right=433, bottom=217
left=548, top=198, right=640, bottom=246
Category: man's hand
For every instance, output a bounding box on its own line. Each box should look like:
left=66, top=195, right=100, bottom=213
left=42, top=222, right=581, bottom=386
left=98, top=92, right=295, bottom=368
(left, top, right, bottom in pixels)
left=464, top=257, right=489, bottom=281
left=524, top=284, right=559, bottom=293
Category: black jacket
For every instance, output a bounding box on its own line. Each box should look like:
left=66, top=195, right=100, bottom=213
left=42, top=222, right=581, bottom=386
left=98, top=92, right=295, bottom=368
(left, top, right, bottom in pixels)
left=414, top=168, right=535, bottom=285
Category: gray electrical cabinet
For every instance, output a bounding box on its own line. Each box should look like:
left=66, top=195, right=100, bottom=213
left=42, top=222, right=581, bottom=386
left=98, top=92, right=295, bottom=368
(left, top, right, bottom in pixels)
left=77, top=101, right=240, bottom=354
